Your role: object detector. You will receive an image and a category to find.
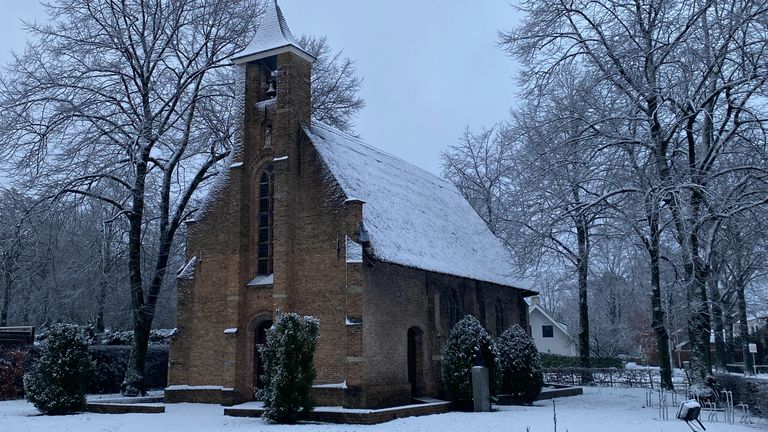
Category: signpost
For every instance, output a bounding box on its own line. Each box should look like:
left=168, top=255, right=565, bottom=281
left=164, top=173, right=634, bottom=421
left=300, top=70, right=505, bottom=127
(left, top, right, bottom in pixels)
left=749, top=343, right=758, bottom=375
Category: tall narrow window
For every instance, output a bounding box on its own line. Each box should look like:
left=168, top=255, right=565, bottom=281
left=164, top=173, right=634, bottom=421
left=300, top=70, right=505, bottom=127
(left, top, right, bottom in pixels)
left=495, top=300, right=505, bottom=336
left=257, top=166, right=274, bottom=275
left=446, top=290, right=461, bottom=330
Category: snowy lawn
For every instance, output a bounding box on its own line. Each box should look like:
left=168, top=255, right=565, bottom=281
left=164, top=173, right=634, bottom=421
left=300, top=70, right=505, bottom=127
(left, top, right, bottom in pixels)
left=0, top=387, right=764, bottom=432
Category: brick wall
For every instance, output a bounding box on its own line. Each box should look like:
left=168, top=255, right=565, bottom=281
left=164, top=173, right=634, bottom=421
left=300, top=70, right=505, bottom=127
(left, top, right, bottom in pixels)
left=361, top=263, right=529, bottom=408
left=167, top=49, right=531, bottom=409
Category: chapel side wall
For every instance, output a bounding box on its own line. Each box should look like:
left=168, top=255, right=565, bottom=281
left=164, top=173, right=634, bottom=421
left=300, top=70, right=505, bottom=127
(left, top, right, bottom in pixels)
left=362, top=263, right=430, bottom=408
left=276, top=138, right=361, bottom=387
left=360, top=264, right=530, bottom=407
left=168, top=171, right=245, bottom=390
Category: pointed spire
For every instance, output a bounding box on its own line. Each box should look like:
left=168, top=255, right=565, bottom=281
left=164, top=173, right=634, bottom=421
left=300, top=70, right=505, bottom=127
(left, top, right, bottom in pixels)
left=231, top=0, right=315, bottom=64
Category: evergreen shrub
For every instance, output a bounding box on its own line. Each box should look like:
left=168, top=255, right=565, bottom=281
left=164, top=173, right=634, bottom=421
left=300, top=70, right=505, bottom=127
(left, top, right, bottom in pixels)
left=257, top=313, right=319, bottom=424
left=441, top=315, right=500, bottom=405
left=498, top=324, right=544, bottom=404
left=23, top=324, right=92, bottom=415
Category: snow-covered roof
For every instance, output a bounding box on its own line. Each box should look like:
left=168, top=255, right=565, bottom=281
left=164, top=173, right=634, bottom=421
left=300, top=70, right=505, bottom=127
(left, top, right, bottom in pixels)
left=346, top=236, right=363, bottom=263
left=529, top=304, right=573, bottom=340
left=304, top=122, right=533, bottom=291
left=177, top=256, right=197, bottom=280
left=231, top=0, right=314, bottom=64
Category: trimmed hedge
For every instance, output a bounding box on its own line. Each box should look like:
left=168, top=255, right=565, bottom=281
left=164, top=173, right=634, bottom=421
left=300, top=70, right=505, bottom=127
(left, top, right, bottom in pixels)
left=36, top=326, right=176, bottom=346
left=540, top=353, right=623, bottom=369
left=714, top=373, right=768, bottom=417
left=0, top=345, right=168, bottom=399
left=88, top=346, right=168, bottom=394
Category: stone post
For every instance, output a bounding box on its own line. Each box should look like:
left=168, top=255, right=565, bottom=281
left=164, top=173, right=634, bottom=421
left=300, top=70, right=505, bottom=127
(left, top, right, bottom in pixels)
left=472, top=366, right=491, bottom=412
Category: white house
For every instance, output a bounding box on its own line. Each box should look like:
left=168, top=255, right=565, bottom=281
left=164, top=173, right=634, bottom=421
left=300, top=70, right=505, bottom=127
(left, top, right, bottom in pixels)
left=528, top=298, right=577, bottom=356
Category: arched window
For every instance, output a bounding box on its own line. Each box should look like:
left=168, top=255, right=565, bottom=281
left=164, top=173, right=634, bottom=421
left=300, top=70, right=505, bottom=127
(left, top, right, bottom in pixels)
left=495, top=299, right=505, bottom=336
left=446, top=290, right=461, bottom=330
left=257, top=166, right=274, bottom=275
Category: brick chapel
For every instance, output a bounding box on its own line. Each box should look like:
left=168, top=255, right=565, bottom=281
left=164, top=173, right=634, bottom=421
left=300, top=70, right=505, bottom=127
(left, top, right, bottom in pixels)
left=167, top=0, right=536, bottom=409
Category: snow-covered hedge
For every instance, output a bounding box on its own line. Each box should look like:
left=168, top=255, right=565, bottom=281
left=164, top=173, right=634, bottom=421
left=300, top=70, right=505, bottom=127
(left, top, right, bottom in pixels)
left=88, top=346, right=168, bottom=394
left=257, top=313, right=319, bottom=424
left=541, top=353, right=623, bottom=369
left=497, top=324, right=543, bottom=404
left=23, top=324, right=92, bottom=415
left=36, top=325, right=177, bottom=346
left=441, top=315, right=500, bottom=405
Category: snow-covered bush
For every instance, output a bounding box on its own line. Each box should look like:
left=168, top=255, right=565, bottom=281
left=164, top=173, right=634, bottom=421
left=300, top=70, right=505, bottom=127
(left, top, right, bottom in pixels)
left=35, top=326, right=177, bottom=346
left=441, top=315, right=500, bottom=405
left=541, top=352, right=623, bottom=368
left=87, top=345, right=169, bottom=394
left=23, top=324, right=92, bottom=415
left=257, top=313, right=319, bottom=424
left=498, top=324, right=543, bottom=404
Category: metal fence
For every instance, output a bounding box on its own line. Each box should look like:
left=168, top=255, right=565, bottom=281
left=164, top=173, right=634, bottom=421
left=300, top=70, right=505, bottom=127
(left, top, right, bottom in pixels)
left=543, top=367, right=689, bottom=389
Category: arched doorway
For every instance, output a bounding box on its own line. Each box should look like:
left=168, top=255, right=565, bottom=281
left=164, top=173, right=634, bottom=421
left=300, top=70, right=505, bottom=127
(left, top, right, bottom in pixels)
left=407, top=326, right=424, bottom=397
left=253, top=319, right=273, bottom=390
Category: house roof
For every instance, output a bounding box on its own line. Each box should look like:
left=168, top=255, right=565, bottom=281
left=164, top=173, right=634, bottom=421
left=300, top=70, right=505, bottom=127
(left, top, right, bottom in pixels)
left=529, top=304, right=573, bottom=340
left=231, top=0, right=315, bottom=64
left=304, top=122, right=533, bottom=292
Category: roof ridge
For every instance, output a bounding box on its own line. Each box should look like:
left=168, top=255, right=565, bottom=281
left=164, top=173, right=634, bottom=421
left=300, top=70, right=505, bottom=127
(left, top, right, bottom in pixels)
left=273, top=0, right=298, bottom=45
left=311, top=121, right=453, bottom=188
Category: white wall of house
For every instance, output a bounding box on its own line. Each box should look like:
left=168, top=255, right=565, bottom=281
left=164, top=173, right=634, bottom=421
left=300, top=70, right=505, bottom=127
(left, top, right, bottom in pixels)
left=529, top=305, right=577, bottom=356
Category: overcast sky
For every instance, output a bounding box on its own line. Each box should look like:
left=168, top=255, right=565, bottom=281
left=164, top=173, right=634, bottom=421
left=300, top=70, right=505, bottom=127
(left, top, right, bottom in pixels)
left=0, top=0, right=522, bottom=176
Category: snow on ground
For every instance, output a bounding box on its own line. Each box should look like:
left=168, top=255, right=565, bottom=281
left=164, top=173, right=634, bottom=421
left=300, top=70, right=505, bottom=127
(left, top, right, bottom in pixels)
left=0, top=387, right=764, bottom=432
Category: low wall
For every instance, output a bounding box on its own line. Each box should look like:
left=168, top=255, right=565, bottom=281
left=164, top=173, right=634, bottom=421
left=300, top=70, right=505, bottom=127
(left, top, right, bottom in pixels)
left=715, top=373, right=768, bottom=418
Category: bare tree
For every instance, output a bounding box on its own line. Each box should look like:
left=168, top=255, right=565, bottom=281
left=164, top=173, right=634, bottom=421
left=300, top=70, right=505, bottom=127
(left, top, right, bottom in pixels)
left=300, top=35, right=365, bottom=132
left=717, top=214, right=768, bottom=375
left=503, top=0, right=768, bottom=386
left=443, top=125, right=517, bottom=239
left=0, top=0, right=364, bottom=395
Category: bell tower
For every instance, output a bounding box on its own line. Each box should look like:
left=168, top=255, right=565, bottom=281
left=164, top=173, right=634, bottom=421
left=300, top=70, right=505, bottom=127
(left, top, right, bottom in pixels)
left=229, top=0, right=315, bottom=392
left=231, top=0, right=314, bottom=160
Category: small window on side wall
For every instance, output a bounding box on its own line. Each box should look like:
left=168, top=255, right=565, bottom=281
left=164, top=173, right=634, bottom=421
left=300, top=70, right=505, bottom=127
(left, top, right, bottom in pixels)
left=495, top=300, right=505, bottom=336
left=542, top=325, right=554, bottom=338
left=446, top=290, right=461, bottom=330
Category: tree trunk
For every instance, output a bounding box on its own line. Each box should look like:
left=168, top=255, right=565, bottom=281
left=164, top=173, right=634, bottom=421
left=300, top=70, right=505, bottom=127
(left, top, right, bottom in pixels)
left=647, top=204, right=673, bottom=389
left=576, top=217, right=591, bottom=382
left=708, top=276, right=727, bottom=372
left=97, top=223, right=112, bottom=333
left=737, top=278, right=754, bottom=376
left=723, top=297, right=735, bottom=364
left=123, top=313, right=151, bottom=396
left=686, top=257, right=712, bottom=384
left=1, top=266, right=11, bottom=327
left=122, top=155, right=149, bottom=396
